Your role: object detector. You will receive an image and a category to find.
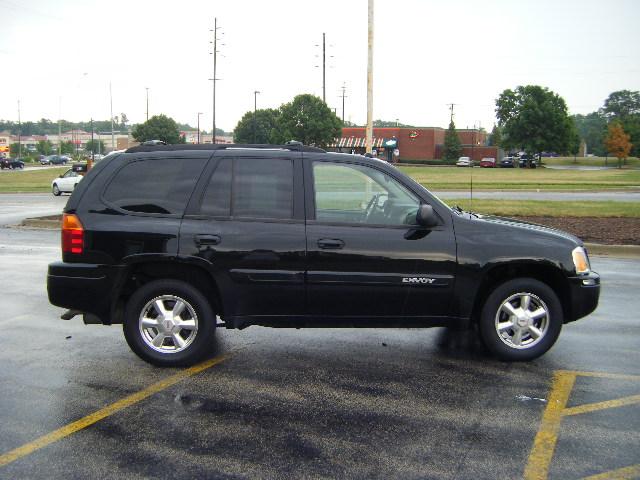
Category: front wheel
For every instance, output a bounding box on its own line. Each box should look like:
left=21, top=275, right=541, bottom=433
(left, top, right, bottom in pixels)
left=123, top=279, right=216, bottom=367
left=478, top=278, right=563, bottom=361
left=52, top=184, right=61, bottom=196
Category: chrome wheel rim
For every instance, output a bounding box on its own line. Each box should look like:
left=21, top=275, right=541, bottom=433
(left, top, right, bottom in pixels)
left=139, top=295, right=198, bottom=354
left=494, top=292, right=549, bottom=350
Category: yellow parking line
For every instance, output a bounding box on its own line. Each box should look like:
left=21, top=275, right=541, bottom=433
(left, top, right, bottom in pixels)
left=0, top=354, right=229, bottom=468
left=559, top=370, right=640, bottom=381
left=523, top=371, right=576, bottom=480
left=563, top=394, right=640, bottom=417
left=580, top=464, right=640, bottom=480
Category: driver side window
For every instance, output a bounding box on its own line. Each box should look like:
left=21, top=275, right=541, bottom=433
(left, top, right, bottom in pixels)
left=313, top=162, right=420, bottom=226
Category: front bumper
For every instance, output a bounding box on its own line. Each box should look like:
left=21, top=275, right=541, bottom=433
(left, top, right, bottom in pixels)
left=566, top=271, right=601, bottom=323
left=47, top=262, right=125, bottom=324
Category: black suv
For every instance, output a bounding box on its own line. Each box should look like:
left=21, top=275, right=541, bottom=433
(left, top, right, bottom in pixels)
left=47, top=143, right=600, bottom=366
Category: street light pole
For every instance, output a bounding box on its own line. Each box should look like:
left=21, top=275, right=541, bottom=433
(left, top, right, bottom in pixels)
left=197, top=112, right=203, bottom=144
left=340, top=83, right=347, bottom=124
left=110, top=82, right=115, bottom=151
left=253, top=90, right=260, bottom=143
left=17, top=100, right=21, bottom=159
left=145, top=87, right=149, bottom=121
left=58, top=97, right=62, bottom=155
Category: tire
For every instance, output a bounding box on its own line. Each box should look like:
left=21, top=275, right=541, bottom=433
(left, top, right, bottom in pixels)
left=52, top=184, right=61, bottom=196
left=478, top=278, right=563, bottom=361
left=123, top=279, right=216, bottom=367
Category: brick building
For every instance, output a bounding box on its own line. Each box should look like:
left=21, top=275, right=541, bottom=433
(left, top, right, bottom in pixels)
left=332, top=127, right=497, bottom=162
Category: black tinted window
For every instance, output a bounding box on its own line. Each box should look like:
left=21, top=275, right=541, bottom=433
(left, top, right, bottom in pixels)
left=201, top=158, right=232, bottom=217
left=233, top=158, right=293, bottom=219
left=104, top=157, right=206, bottom=215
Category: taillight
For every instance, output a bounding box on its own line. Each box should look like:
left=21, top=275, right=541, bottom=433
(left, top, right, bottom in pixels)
left=62, top=213, right=84, bottom=254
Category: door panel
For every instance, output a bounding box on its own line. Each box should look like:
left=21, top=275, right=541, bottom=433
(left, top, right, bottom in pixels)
left=180, top=153, right=306, bottom=319
left=305, top=159, right=456, bottom=319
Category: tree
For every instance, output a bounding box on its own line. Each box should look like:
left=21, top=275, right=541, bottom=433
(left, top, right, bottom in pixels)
left=372, top=119, right=413, bottom=127
left=601, top=90, right=640, bottom=157
left=274, top=94, right=342, bottom=147
left=60, top=141, right=75, bottom=155
left=572, top=112, right=607, bottom=156
left=36, top=140, right=54, bottom=155
left=495, top=85, right=575, bottom=156
left=9, top=143, right=21, bottom=156
left=443, top=121, right=462, bottom=162
left=132, top=115, right=185, bottom=144
left=85, top=139, right=106, bottom=154
left=233, top=108, right=280, bottom=144
left=488, top=125, right=502, bottom=147
left=602, top=90, right=640, bottom=119
left=604, top=122, right=632, bottom=168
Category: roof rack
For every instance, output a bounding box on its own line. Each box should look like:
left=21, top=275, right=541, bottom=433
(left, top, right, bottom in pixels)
left=125, top=141, right=326, bottom=154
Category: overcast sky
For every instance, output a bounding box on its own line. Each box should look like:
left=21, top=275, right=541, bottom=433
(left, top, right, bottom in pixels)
left=1, top=0, right=639, bottom=133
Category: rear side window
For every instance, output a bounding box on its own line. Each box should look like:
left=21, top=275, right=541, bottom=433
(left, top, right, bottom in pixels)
left=104, top=157, right=207, bottom=215
left=200, top=157, right=293, bottom=219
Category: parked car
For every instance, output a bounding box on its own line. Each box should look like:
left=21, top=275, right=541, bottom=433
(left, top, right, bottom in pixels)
left=519, top=154, right=538, bottom=169
left=41, top=155, right=70, bottom=166
left=0, top=158, right=25, bottom=170
left=480, top=157, right=496, bottom=168
left=499, top=157, right=515, bottom=168
left=47, top=142, right=600, bottom=367
left=51, top=168, right=83, bottom=196
left=456, top=156, right=472, bottom=167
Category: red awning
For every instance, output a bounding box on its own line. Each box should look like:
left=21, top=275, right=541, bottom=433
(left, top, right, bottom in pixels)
left=331, top=136, right=386, bottom=148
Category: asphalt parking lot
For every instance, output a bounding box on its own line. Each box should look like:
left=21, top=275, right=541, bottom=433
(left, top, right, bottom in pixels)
left=0, top=195, right=638, bottom=479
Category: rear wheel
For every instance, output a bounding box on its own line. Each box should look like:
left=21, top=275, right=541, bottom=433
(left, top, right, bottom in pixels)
left=479, top=278, right=563, bottom=361
left=123, top=279, right=216, bottom=367
left=52, top=184, right=61, bottom=196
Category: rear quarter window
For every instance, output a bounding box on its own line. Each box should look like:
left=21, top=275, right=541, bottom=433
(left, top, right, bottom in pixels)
left=103, top=157, right=207, bottom=215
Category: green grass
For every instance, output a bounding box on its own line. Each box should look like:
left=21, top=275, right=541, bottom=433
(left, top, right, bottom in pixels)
left=0, top=167, right=68, bottom=193
left=542, top=156, right=639, bottom=168
left=400, top=166, right=640, bottom=191
left=444, top=199, right=640, bottom=218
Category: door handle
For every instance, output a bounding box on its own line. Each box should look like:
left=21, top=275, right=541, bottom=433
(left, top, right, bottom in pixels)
left=317, top=238, right=345, bottom=250
left=195, top=234, right=221, bottom=246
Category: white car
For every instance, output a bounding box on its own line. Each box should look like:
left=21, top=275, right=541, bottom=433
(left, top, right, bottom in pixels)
left=456, top=156, right=472, bottom=167
left=52, top=169, right=83, bottom=196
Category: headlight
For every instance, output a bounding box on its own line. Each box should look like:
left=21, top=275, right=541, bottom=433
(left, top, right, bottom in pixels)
left=572, top=246, right=590, bottom=275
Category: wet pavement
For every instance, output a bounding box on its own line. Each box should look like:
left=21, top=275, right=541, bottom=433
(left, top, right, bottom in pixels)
left=0, top=211, right=638, bottom=479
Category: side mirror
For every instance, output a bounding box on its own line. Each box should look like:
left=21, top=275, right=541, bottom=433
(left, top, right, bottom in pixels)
left=416, top=204, right=439, bottom=227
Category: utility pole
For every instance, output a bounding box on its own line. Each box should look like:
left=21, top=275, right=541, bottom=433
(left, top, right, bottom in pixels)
left=322, top=32, right=326, bottom=103
left=197, top=112, right=203, bottom=144
left=90, top=117, right=94, bottom=164
left=145, top=87, right=149, bottom=121
left=110, top=82, right=115, bottom=150
left=340, top=83, right=347, bottom=124
left=17, top=100, right=21, bottom=158
left=209, top=18, right=222, bottom=144
left=447, top=103, right=456, bottom=123
left=253, top=90, right=260, bottom=143
left=366, top=0, right=374, bottom=154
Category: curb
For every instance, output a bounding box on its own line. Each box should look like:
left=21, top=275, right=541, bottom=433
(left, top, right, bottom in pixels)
left=20, top=216, right=61, bottom=229
left=585, top=243, right=640, bottom=258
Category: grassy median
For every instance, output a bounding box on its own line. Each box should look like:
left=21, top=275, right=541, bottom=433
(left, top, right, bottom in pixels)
left=0, top=167, right=68, bottom=193
left=400, top=166, right=640, bottom=191
left=443, top=199, right=640, bottom=218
